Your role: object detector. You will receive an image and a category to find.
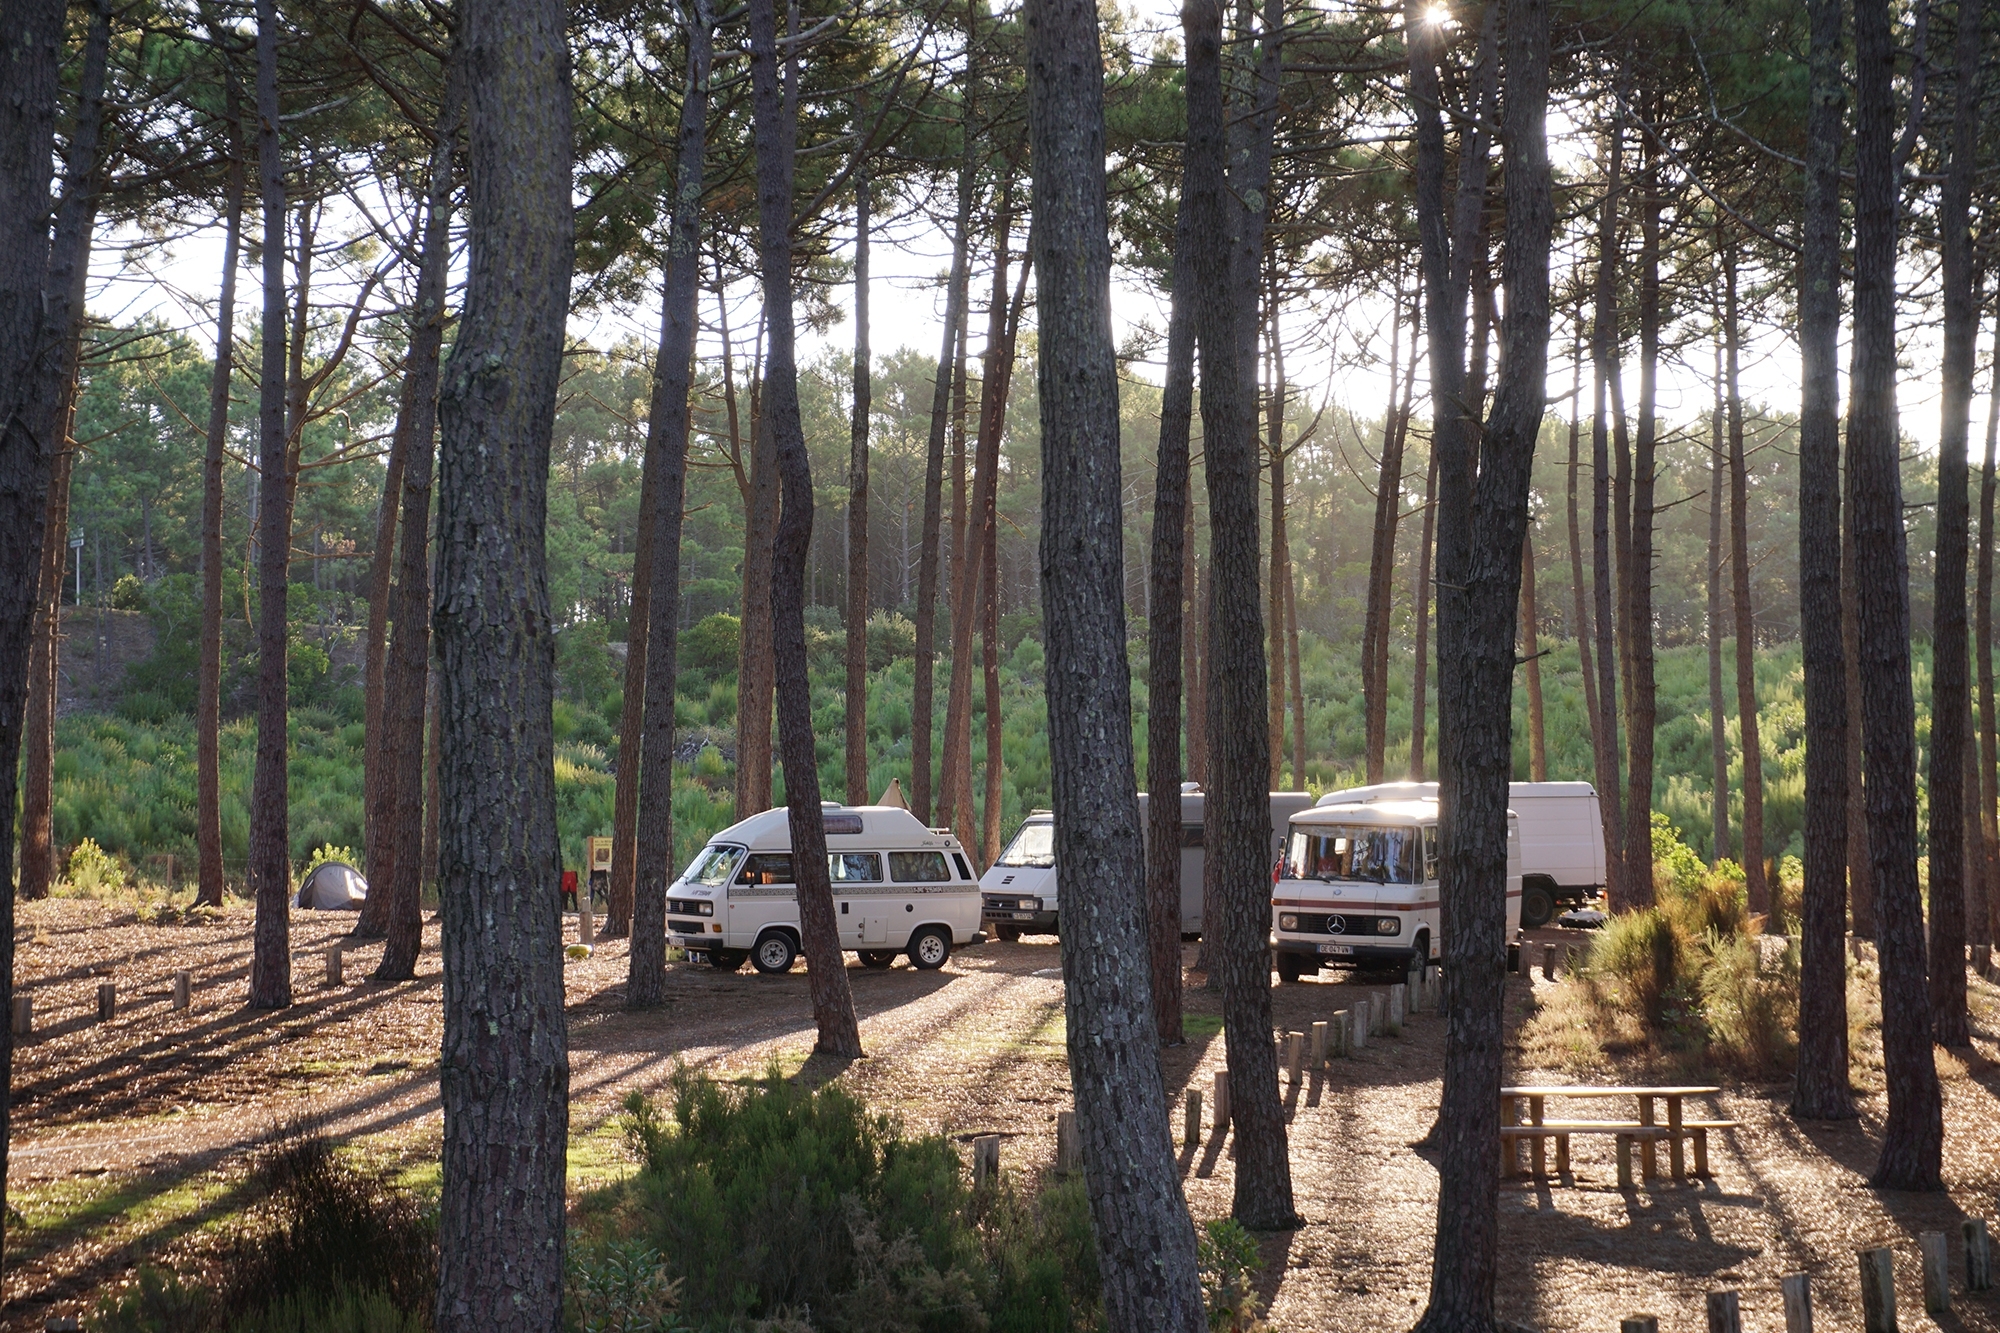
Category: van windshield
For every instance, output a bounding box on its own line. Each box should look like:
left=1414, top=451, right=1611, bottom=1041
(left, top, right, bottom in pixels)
left=1286, top=825, right=1421, bottom=884
left=996, top=821, right=1055, bottom=868
left=682, top=844, right=744, bottom=887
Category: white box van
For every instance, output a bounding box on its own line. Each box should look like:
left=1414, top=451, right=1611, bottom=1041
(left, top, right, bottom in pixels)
left=1271, top=795, right=1522, bottom=982
left=666, top=803, right=984, bottom=974
left=980, top=788, right=1316, bottom=940
left=1315, top=780, right=1605, bottom=928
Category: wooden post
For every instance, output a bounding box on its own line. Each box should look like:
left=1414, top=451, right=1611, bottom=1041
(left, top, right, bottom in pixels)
left=973, top=1134, right=1001, bottom=1187
left=96, top=982, right=116, bottom=1022
left=1541, top=943, right=1556, bottom=979
left=1309, top=1019, right=1328, bottom=1068
left=1333, top=1009, right=1352, bottom=1056
left=1424, top=963, right=1440, bottom=1011
left=1564, top=943, right=1582, bottom=976
left=1056, top=1110, right=1082, bottom=1174
left=1616, top=1134, right=1635, bottom=1189
left=1964, top=1218, right=1992, bottom=1291
left=1184, top=1089, right=1202, bottom=1147
left=1369, top=990, right=1387, bottom=1035
left=172, top=970, right=191, bottom=1011
left=1858, top=1246, right=1896, bottom=1333
left=1705, top=1290, right=1741, bottom=1333
left=1388, top=982, right=1407, bottom=1029
left=1620, top=1317, right=1659, bottom=1333
left=579, top=890, right=594, bottom=947
left=1920, top=1231, right=1950, bottom=1314
left=325, top=946, right=343, bottom=987
left=10, top=995, right=30, bottom=1037
left=1781, top=1273, right=1813, bottom=1333
left=1212, top=1070, right=1231, bottom=1133
left=1285, top=1031, right=1303, bottom=1083
left=1351, top=1000, right=1369, bottom=1049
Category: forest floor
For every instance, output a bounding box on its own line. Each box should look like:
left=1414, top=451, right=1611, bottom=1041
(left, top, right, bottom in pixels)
left=9, top=897, right=2000, bottom=1333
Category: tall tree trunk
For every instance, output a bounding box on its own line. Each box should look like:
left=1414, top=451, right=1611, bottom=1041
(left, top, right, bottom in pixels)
left=733, top=402, right=777, bottom=818
left=629, top=1, right=713, bottom=1007
left=1410, top=446, right=1438, bottom=779
left=606, top=426, right=655, bottom=936
left=1147, top=195, right=1196, bottom=1046
left=0, top=0, right=68, bottom=1288
left=247, top=0, right=295, bottom=1010
left=1362, top=287, right=1402, bottom=783
left=1565, top=316, right=1599, bottom=766
left=1707, top=338, right=1731, bottom=865
left=199, top=128, right=247, bottom=911
left=1186, top=532, right=1206, bottom=784
left=1724, top=244, right=1769, bottom=923
left=361, top=366, right=414, bottom=923
left=845, top=166, right=872, bottom=804
left=1852, top=0, right=1943, bottom=1193
left=1623, top=131, right=1660, bottom=901
left=374, top=72, right=461, bottom=983
left=1843, top=455, right=1873, bottom=936
left=432, top=0, right=575, bottom=1314
left=1267, top=434, right=1289, bottom=787
left=1522, top=530, right=1546, bottom=781
left=911, top=177, right=972, bottom=826
left=1032, top=0, right=1207, bottom=1320
left=18, top=0, right=109, bottom=904
left=1927, top=0, right=1981, bottom=1045
left=1413, top=0, right=1552, bottom=1322
left=1191, top=0, right=1296, bottom=1233
left=750, top=0, right=861, bottom=1056
left=981, top=481, right=1002, bottom=863
left=1288, top=561, right=1305, bottom=786
left=1975, top=325, right=2000, bottom=953
left=1589, top=126, right=1627, bottom=905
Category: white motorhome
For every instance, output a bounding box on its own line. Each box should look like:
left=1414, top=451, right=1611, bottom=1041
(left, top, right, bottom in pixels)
left=1271, top=796, right=1522, bottom=982
left=1316, top=780, right=1606, bottom=928
left=980, top=789, right=1316, bottom=940
left=666, top=803, right=984, bottom=974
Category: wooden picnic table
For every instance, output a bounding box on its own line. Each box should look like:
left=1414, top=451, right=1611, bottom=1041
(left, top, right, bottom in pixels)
left=1500, top=1085, right=1724, bottom=1183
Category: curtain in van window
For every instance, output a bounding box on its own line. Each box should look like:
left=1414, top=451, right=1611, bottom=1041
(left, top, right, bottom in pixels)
left=888, top=851, right=951, bottom=882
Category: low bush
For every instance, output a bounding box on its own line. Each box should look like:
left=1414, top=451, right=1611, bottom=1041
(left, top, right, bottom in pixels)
left=64, top=837, right=126, bottom=895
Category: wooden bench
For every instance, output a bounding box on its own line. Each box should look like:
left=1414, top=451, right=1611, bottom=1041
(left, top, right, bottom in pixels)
left=1501, top=1119, right=1738, bottom=1184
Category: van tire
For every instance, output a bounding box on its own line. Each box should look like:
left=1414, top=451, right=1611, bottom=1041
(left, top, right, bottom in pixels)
left=908, top=926, right=951, bottom=970
left=709, top=948, right=748, bottom=971
left=750, top=932, right=798, bottom=975
left=859, top=950, right=896, bottom=968
left=995, top=924, right=1022, bottom=943
left=1276, top=954, right=1304, bottom=984
left=1521, top=880, right=1556, bottom=929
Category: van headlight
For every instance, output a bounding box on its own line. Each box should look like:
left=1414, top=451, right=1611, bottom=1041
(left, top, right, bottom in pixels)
left=1375, top=916, right=1400, bottom=935
left=1279, top=913, right=1298, bottom=931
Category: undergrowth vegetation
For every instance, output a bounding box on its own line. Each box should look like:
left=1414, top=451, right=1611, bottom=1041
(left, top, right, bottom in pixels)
left=1522, top=814, right=1880, bottom=1081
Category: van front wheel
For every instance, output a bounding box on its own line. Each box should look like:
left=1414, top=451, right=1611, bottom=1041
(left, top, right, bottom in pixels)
left=908, top=926, right=951, bottom=971
left=1520, top=881, right=1556, bottom=930
left=751, top=932, right=798, bottom=974
left=709, top=949, right=748, bottom=971
left=859, top=950, right=896, bottom=969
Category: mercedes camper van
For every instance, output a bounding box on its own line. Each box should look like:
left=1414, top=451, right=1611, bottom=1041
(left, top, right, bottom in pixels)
left=1270, top=795, right=1522, bottom=982
left=980, top=788, right=1316, bottom=940
left=667, top=803, right=984, bottom=973
left=1315, top=780, right=1605, bottom=927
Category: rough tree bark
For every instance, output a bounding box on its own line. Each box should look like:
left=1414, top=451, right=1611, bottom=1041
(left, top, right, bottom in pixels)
left=198, top=114, right=247, bottom=910
left=1926, top=0, right=1981, bottom=1046
left=0, top=0, right=68, bottom=1286
left=247, top=0, right=294, bottom=1009
left=19, top=0, right=109, bottom=904
left=1028, top=0, right=1207, bottom=1321
left=1843, top=463, right=1873, bottom=937
left=1588, top=122, right=1627, bottom=908
left=1707, top=341, right=1730, bottom=865
left=606, top=415, right=656, bottom=936
left=1623, top=130, right=1660, bottom=901
left=845, top=164, right=872, bottom=805
left=1364, top=283, right=1412, bottom=784
left=1522, top=531, right=1546, bottom=782
left=1566, top=320, right=1600, bottom=767
left=1410, top=447, right=1438, bottom=780
left=1851, top=0, right=1943, bottom=1193
left=1724, top=244, right=1769, bottom=923
left=431, top=0, right=575, bottom=1314
left=749, top=0, right=862, bottom=1056
left=733, top=404, right=776, bottom=819
left=374, top=72, right=460, bottom=984
left=626, top=0, right=712, bottom=1008
left=1190, top=0, right=1296, bottom=1232
left=1976, top=328, right=2000, bottom=951
left=1412, top=0, right=1551, bottom=1324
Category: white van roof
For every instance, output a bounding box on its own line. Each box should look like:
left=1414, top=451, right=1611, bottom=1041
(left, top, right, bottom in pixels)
left=1314, top=780, right=1595, bottom=807
left=1292, top=798, right=1521, bottom=827
left=707, top=804, right=964, bottom=855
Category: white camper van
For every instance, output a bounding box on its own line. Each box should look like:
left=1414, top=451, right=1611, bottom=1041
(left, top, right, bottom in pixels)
left=666, top=803, right=984, bottom=973
left=980, top=789, right=1316, bottom=940
left=1270, top=795, right=1522, bottom=982
left=1316, top=780, right=1605, bottom=928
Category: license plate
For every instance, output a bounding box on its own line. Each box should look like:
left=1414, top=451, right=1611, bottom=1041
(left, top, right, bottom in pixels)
left=1012, top=911, right=1034, bottom=920
left=1318, top=943, right=1354, bottom=956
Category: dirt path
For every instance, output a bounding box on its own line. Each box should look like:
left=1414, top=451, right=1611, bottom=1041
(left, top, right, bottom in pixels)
left=12, top=901, right=2000, bottom=1332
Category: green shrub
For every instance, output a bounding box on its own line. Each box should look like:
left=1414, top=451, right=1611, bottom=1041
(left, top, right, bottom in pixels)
left=230, top=1287, right=423, bottom=1333
left=111, top=573, right=150, bottom=611
left=567, top=1241, right=689, bottom=1333
left=1198, top=1218, right=1266, bottom=1333
left=64, top=837, right=126, bottom=895
left=91, top=1266, right=210, bottom=1333
left=305, top=845, right=358, bottom=876
left=1701, top=933, right=1799, bottom=1073
left=865, top=611, right=916, bottom=671
left=681, top=614, right=741, bottom=689
left=1590, top=908, right=1693, bottom=1031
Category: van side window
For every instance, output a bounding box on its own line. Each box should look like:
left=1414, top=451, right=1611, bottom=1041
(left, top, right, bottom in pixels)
left=1423, top=828, right=1439, bottom=883
left=889, top=851, right=952, bottom=883
left=737, top=853, right=794, bottom=886
left=828, top=853, right=881, bottom=883
left=952, top=853, right=973, bottom=881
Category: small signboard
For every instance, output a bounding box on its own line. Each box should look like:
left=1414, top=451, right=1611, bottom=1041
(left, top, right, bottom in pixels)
left=585, top=835, right=614, bottom=905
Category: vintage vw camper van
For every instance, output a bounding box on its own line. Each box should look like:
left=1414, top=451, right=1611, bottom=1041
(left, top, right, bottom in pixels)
left=1270, top=795, right=1522, bottom=982
left=667, top=803, right=984, bottom=974
left=980, top=788, right=1316, bottom=940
